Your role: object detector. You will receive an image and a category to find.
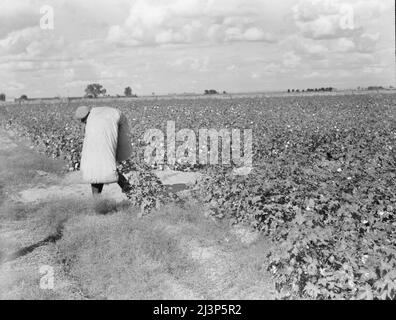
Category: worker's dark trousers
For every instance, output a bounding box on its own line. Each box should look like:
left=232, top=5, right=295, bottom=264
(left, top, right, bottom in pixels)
left=91, top=172, right=130, bottom=196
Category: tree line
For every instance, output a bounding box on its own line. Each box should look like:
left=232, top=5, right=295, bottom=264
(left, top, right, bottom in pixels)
left=204, top=89, right=227, bottom=95
left=287, top=87, right=334, bottom=93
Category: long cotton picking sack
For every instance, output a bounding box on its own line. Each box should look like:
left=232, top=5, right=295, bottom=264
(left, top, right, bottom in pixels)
left=80, top=107, right=122, bottom=184
left=116, top=113, right=133, bottom=162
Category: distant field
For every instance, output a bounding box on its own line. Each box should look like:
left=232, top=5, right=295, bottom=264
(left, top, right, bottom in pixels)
left=1, top=92, right=396, bottom=299
left=2, top=88, right=395, bottom=105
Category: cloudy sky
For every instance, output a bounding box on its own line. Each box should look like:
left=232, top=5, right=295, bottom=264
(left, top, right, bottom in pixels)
left=0, top=0, right=394, bottom=98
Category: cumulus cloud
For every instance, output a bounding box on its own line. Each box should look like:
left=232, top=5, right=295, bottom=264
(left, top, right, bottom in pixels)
left=289, top=0, right=391, bottom=69
left=292, top=0, right=387, bottom=41
left=331, top=37, right=355, bottom=52
left=293, top=0, right=355, bottom=39
left=168, top=56, right=210, bottom=72
left=107, top=0, right=277, bottom=46
left=355, top=33, right=381, bottom=53
left=290, top=37, right=330, bottom=59
left=0, top=27, right=64, bottom=57
left=0, top=0, right=40, bottom=38
left=283, top=51, right=302, bottom=68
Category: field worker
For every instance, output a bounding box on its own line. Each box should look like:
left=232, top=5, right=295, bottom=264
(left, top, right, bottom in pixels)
left=74, top=106, right=133, bottom=196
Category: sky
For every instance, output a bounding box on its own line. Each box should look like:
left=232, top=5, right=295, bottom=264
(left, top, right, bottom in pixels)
left=0, top=0, right=394, bottom=98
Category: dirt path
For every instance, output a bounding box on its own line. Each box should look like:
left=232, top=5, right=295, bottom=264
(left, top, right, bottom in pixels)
left=0, top=128, right=275, bottom=300
left=12, top=164, right=202, bottom=204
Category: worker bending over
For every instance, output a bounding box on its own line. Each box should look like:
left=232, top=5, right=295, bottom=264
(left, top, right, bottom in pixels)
left=74, top=106, right=132, bottom=196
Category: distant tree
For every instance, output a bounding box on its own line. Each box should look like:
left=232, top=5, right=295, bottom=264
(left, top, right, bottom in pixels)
left=292, top=89, right=295, bottom=92
left=223, top=90, right=227, bottom=94
left=0, top=93, right=5, bottom=101
left=287, top=89, right=291, bottom=93
left=204, top=89, right=219, bottom=95
left=124, top=86, right=132, bottom=97
left=84, top=83, right=107, bottom=98
left=19, top=94, right=28, bottom=100
left=368, top=86, right=384, bottom=91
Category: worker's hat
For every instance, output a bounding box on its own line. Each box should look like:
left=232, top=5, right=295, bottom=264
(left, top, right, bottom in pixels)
left=74, top=106, right=91, bottom=120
